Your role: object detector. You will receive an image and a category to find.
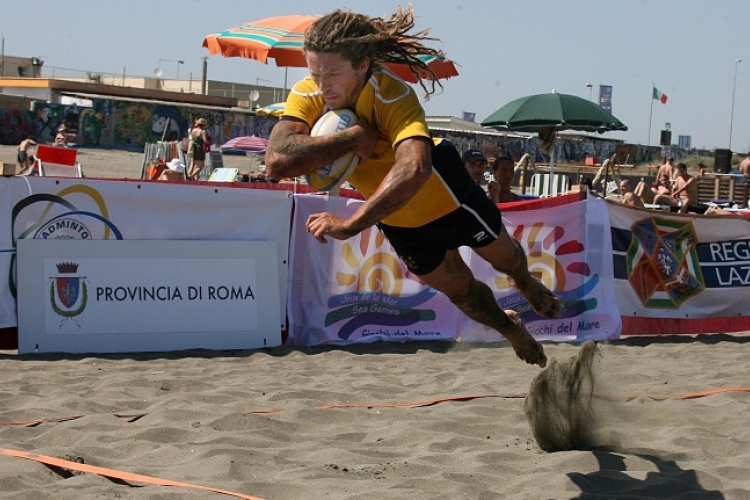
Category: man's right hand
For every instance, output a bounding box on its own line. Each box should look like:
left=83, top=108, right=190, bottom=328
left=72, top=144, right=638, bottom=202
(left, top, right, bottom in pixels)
left=348, top=119, right=379, bottom=161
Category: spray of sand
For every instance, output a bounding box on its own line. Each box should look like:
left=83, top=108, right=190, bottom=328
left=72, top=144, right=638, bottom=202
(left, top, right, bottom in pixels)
left=524, top=341, right=624, bottom=452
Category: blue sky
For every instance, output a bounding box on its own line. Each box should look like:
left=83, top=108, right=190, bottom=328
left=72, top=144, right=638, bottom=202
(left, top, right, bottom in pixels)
left=2, top=0, right=748, bottom=151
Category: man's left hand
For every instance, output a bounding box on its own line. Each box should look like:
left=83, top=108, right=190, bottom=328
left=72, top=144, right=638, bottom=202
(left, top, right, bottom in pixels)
left=306, top=212, right=355, bottom=243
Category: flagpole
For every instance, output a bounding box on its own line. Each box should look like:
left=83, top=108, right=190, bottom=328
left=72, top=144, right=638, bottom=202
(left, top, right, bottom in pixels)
left=647, top=83, right=654, bottom=150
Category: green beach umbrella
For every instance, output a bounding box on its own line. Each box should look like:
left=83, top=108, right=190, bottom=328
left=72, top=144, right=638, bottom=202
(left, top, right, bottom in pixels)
left=481, top=91, right=628, bottom=133
left=482, top=91, right=627, bottom=196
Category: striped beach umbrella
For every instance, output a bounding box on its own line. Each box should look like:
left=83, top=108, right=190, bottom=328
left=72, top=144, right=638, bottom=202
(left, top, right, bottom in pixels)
left=254, top=102, right=286, bottom=117
left=202, top=15, right=458, bottom=83
left=220, top=136, right=269, bottom=153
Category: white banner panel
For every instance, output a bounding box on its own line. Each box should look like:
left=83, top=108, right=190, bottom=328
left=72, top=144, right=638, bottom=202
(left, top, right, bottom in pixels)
left=1, top=177, right=292, bottom=329
left=287, top=194, right=620, bottom=346
left=17, top=239, right=281, bottom=354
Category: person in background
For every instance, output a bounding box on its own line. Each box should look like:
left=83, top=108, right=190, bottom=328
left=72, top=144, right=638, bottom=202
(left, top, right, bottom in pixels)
left=16, top=136, right=37, bottom=175
left=266, top=7, right=559, bottom=367
left=656, top=157, right=675, bottom=188
left=653, top=162, right=705, bottom=213
left=187, top=117, right=211, bottom=181
left=488, top=156, right=522, bottom=203
left=54, top=125, right=67, bottom=146
left=462, top=149, right=487, bottom=187
left=739, top=153, right=750, bottom=176
left=619, top=179, right=644, bottom=208
left=696, top=162, right=706, bottom=178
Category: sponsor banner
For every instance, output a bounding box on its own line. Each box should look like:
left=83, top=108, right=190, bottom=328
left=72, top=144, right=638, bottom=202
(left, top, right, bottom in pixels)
left=608, top=202, right=750, bottom=334
left=1, top=177, right=292, bottom=329
left=599, top=85, right=613, bottom=112
left=287, top=194, right=461, bottom=346
left=286, top=194, right=621, bottom=346
left=461, top=195, right=621, bottom=342
left=17, top=239, right=281, bottom=354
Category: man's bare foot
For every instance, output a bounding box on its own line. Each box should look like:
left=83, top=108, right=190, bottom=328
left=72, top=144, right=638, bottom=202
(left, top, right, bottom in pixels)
left=515, top=278, right=561, bottom=319
left=506, top=238, right=561, bottom=319
left=503, top=310, right=547, bottom=367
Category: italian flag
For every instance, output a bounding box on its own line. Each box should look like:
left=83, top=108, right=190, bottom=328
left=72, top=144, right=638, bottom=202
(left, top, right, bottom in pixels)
left=653, top=86, right=668, bottom=104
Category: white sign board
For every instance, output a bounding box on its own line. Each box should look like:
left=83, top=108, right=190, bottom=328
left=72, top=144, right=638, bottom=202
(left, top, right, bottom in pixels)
left=17, top=239, right=281, bottom=354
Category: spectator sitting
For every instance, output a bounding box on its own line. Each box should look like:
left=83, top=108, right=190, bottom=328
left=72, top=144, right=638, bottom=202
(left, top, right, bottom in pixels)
left=487, top=156, right=522, bottom=203
left=653, top=162, right=707, bottom=213
left=463, top=149, right=488, bottom=188
left=619, top=179, right=645, bottom=207
left=740, top=152, right=750, bottom=176
left=54, top=126, right=67, bottom=146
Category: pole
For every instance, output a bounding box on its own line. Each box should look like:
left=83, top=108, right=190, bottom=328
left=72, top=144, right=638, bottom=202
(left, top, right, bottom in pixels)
left=283, top=67, right=288, bottom=101
left=647, top=84, right=654, bottom=150
left=729, top=58, right=741, bottom=150
left=201, top=57, right=208, bottom=95
left=549, top=140, right=556, bottom=197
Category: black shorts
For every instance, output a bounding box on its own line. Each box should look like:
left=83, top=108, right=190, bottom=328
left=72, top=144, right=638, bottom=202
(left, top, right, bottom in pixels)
left=378, top=182, right=504, bottom=275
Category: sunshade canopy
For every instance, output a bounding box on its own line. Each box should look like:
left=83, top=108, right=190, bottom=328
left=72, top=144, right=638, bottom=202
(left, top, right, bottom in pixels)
left=482, top=92, right=627, bottom=134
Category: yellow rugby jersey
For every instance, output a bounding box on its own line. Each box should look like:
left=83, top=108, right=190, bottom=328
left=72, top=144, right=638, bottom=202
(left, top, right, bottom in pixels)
left=283, top=69, right=461, bottom=228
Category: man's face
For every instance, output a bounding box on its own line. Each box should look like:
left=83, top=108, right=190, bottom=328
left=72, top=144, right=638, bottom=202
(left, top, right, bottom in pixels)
left=493, top=160, right=515, bottom=185
left=306, top=51, right=369, bottom=110
left=465, top=158, right=486, bottom=183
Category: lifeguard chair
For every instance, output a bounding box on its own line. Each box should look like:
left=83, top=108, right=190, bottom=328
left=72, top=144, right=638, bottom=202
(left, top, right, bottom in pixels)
left=34, top=145, right=83, bottom=178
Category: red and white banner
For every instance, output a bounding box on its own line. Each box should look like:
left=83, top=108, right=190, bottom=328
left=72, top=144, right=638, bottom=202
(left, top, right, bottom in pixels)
left=608, top=202, right=750, bottom=334
left=286, top=194, right=621, bottom=346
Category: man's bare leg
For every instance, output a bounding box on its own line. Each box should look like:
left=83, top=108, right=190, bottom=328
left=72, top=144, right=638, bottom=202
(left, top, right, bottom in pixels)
left=475, top=232, right=561, bottom=319
left=504, top=238, right=561, bottom=319
left=418, top=250, right=547, bottom=367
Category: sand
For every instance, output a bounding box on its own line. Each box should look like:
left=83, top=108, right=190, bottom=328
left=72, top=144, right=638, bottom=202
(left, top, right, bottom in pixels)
left=3, top=145, right=750, bottom=498
left=1, top=335, right=749, bottom=499
left=0, top=144, right=251, bottom=180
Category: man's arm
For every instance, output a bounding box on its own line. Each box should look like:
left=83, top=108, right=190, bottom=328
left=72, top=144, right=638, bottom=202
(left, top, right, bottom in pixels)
left=672, top=177, right=695, bottom=197
left=345, top=136, right=432, bottom=233
left=266, top=119, right=375, bottom=179
left=306, top=136, right=432, bottom=242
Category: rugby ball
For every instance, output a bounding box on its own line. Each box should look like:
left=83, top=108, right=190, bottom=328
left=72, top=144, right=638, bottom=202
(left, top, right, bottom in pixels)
left=305, top=109, right=360, bottom=192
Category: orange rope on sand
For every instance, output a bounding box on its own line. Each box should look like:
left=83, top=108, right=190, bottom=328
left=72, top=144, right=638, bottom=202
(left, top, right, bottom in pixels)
left=0, top=447, right=266, bottom=500
left=313, top=393, right=524, bottom=410
left=3, top=387, right=750, bottom=423
left=243, top=393, right=525, bottom=414
left=0, top=415, right=85, bottom=427
left=640, top=386, right=750, bottom=401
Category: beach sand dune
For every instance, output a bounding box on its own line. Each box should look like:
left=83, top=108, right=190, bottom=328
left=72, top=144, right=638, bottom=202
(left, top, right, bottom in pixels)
left=1, top=336, right=749, bottom=499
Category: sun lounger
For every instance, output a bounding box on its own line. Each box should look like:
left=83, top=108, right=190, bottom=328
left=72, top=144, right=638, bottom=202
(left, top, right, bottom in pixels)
left=529, top=173, right=570, bottom=197
left=34, top=145, right=83, bottom=178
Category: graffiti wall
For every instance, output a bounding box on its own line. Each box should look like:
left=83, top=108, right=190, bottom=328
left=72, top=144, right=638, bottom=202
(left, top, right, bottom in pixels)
left=0, top=97, right=690, bottom=165
left=431, top=130, right=671, bottom=166
left=0, top=108, right=37, bottom=145
left=0, top=98, right=276, bottom=151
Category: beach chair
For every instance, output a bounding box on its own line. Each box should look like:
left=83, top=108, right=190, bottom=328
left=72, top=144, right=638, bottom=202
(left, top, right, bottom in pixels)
left=529, top=173, right=570, bottom=197
left=35, top=145, right=83, bottom=178
left=203, top=150, right=224, bottom=180
left=207, top=168, right=239, bottom=182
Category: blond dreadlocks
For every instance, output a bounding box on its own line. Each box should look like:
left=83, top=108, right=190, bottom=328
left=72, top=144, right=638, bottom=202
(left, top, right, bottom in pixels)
left=304, top=6, right=444, bottom=96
